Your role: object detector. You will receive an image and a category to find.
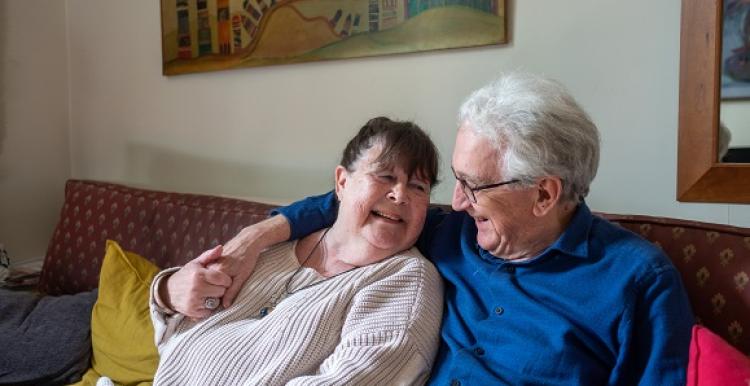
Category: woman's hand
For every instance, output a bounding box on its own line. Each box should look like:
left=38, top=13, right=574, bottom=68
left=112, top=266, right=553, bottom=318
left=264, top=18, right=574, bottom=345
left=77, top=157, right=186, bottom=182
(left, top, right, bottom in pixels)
left=161, top=245, right=232, bottom=319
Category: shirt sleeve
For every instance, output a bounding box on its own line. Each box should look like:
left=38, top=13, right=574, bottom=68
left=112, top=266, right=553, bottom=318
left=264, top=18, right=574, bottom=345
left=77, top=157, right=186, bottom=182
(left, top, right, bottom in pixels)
left=612, top=265, right=694, bottom=385
left=414, top=205, right=451, bottom=255
left=272, top=191, right=450, bottom=260
left=270, top=191, right=339, bottom=241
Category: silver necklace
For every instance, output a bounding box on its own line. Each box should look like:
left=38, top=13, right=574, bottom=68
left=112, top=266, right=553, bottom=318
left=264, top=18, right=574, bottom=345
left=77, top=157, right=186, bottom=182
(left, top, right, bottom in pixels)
left=258, top=228, right=356, bottom=318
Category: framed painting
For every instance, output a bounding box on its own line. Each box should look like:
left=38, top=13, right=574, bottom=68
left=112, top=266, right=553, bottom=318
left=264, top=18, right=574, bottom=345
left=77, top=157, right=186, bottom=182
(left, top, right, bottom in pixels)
left=721, top=0, right=750, bottom=99
left=160, top=0, right=507, bottom=75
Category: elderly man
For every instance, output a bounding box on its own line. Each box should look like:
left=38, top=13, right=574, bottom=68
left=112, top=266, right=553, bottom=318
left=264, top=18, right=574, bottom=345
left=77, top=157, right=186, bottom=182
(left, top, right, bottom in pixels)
left=183, top=73, right=694, bottom=385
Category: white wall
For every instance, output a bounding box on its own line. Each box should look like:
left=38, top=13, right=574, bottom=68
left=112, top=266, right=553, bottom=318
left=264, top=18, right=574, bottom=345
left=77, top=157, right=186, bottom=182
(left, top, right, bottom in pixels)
left=0, top=1, right=71, bottom=262
left=3, top=0, right=748, bottom=263
left=66, top=0, right=750, bottom=227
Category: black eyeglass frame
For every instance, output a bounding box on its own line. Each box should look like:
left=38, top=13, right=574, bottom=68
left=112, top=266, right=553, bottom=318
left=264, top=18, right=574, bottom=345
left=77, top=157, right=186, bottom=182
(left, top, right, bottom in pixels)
left=451, top=167, right=521, bottom=203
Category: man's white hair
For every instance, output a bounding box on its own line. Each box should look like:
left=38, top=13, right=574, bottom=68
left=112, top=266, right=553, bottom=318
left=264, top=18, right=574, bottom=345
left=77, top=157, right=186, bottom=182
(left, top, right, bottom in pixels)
left=458, top=72, right=600, bottom=203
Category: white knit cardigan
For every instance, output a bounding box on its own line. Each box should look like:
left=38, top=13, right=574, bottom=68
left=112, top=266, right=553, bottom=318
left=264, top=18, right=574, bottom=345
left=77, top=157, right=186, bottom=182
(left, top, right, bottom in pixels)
left=150, top=241, right=444, bottom=386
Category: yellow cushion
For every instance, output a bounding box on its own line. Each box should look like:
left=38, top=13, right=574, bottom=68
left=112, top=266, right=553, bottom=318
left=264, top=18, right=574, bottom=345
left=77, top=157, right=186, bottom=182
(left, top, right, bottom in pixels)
left=69, top=240, right=159, bottom=386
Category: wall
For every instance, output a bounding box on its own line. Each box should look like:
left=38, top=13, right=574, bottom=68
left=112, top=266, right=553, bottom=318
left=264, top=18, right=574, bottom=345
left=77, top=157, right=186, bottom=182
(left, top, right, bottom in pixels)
left=3, top=0, right=749, bottom=263
left=0, top=1, right=71, bottom=262
left=67, top=0, right=750, bottom=227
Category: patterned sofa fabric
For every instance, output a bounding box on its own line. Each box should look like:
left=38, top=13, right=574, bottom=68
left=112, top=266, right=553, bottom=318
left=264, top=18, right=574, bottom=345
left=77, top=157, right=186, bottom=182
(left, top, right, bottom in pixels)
left=38, top=180, right=750, bottom=355
left=38, top=180, right=276, bottom=295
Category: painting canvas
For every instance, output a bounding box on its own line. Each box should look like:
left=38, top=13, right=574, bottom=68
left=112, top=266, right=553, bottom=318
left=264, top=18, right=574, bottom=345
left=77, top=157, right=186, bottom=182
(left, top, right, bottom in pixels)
left=161, top=0, right=507, bottom=75
left=721, top=0, right=750, bottom=99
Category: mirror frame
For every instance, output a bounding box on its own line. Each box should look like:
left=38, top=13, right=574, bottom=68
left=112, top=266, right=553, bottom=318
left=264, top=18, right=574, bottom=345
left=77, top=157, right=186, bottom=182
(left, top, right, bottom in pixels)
left=678, top=0, right=750, bottom=203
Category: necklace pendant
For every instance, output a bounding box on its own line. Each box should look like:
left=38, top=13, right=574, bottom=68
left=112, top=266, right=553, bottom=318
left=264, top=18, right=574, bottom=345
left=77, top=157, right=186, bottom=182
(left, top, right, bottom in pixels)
left=259, top=305, right=274, bottom=318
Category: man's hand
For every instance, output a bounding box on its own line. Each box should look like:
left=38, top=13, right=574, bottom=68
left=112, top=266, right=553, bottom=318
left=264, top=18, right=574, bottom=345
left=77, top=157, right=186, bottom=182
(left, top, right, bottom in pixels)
left=161, top=245, right=232, bottom=319
left=207, top=230, right=263, bottom=309
left=207, top=215, right=291, bottom=308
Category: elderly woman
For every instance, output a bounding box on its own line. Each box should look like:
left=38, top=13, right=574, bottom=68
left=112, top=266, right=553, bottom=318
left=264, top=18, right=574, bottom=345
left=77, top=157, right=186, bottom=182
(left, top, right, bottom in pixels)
left=207, top=72, right=694, bottom=385
left=149, top=117, right=443, bottom=385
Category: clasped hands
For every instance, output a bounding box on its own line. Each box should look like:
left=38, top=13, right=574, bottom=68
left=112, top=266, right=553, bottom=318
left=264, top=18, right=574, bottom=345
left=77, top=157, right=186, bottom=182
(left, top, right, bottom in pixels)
left=160, top=234, right=262, bottom=319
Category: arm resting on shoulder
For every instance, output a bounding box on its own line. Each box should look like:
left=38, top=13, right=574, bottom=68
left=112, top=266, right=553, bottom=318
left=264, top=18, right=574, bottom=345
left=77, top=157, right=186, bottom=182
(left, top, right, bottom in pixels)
left=274, top=191, right=451, bottom=259
left=270, top=191, right=338, bottom=240
left=211, top=214, right=292, bottom=307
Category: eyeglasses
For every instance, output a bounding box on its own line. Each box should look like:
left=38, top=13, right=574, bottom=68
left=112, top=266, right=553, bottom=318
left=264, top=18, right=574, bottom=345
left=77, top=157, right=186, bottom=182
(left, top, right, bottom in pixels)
left=451, top=167, right=520, bottom=203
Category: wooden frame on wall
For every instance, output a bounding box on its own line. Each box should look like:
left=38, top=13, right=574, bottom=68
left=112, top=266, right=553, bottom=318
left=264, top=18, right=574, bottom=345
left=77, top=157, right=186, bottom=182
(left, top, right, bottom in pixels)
left=677, top=0, right=750, bottom=203
left=160, top=0, right=508, bottom=76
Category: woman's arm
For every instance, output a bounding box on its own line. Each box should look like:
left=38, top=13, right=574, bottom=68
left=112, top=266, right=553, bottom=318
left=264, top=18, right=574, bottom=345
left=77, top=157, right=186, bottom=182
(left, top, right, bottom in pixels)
left=286, top=333, right=433, bottom=386
left=149, top=246, right=231, bottom=345
left=287, top=256, right=444, bottom=386
left=150, top=268, right=186, bottom=348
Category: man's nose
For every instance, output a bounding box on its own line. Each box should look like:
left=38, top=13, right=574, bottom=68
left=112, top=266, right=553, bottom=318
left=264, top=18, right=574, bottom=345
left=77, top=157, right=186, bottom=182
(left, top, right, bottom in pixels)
left=451, top=181, right=470, bottom=211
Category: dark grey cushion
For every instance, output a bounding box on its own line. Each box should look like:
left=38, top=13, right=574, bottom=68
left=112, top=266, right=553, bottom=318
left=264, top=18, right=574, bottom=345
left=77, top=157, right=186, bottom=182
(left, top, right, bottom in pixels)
left=0, top=288, right=97, bottom=386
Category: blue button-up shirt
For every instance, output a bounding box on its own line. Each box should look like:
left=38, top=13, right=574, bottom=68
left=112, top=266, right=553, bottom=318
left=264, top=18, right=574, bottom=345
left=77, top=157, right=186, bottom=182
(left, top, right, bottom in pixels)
left=275, top=193, right=694, bottom=385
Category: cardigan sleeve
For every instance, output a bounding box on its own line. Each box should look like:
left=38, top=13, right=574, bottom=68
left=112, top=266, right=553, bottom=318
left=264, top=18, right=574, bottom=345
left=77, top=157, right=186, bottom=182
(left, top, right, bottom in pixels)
left=149, top=267, right=194, bottom=351
left=285, top=333, right=432, bottom=386
left=286, top=254, right=444, bottom=386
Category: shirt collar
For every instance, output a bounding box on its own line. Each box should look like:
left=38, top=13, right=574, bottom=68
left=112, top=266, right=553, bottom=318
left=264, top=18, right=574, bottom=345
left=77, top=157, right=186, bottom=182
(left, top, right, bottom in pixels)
left=544, top=202, right=593, bottom=259
left=477, top=202, right=593, bottom=263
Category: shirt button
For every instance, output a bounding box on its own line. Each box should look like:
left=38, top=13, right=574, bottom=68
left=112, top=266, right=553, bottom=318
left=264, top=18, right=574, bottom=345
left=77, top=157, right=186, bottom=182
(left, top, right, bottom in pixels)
left=505, top=265, right=516, bottom=273
left=451, top=380, right=461, bottom=386
left=495, top=306, right=504, bottom=315
left=474, top=347, right=485, bottom=356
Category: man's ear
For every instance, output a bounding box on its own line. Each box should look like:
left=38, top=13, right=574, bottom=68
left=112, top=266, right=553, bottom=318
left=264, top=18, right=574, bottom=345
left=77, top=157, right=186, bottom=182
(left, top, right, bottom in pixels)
left=532, top=176, right=563, bottom=217
left=334, top=165, right=348, bottom=201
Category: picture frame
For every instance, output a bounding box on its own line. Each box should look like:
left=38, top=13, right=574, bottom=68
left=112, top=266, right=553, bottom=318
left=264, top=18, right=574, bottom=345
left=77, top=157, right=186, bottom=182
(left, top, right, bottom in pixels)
left=160, top=0, right=507, bottom=75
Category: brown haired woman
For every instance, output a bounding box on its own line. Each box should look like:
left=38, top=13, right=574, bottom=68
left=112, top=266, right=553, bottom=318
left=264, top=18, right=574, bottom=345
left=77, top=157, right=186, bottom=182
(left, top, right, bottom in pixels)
left=149, top=117, right=444, bottom=386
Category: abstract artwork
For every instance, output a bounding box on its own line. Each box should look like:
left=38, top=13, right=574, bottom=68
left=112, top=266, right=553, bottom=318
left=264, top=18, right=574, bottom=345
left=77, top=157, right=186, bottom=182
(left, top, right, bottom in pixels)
left=160, top=0, right=507, bottom=75
left=721, top=0, right=750, bottom=99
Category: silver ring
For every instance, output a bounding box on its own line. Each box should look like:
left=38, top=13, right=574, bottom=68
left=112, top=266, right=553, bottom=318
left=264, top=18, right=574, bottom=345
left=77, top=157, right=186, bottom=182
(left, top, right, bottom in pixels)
left=204, top=297, right=220, bottom=310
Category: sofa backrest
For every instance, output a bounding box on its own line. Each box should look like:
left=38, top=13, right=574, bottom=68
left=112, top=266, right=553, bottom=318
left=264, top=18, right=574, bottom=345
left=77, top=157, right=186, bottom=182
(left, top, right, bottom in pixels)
left=38, top=180, right=750, bottom=355
left=39, top=180, right=276, bottom=295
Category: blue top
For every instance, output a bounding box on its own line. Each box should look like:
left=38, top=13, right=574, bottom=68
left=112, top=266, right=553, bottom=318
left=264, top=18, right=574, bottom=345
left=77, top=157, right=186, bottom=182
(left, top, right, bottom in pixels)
left=274, top=192, right=694, bottom=385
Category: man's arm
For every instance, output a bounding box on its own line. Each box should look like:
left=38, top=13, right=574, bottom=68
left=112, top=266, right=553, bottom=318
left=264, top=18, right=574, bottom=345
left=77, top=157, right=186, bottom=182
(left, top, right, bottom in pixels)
left=150, top=246, right=231, bottom=347
left=270, top=191, right=339, bottom=240
left=214, top=193, right=337, bottom=307
left=611, top=266, right=694, bottom=385
left=218, top=191, right=447, bottom=307
left=211, top=214, right=292, bottom=307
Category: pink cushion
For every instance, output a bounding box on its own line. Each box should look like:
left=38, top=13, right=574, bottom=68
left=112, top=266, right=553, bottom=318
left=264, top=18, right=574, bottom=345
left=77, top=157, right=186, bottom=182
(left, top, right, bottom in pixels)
left=687, top=325, right=750, bottom=386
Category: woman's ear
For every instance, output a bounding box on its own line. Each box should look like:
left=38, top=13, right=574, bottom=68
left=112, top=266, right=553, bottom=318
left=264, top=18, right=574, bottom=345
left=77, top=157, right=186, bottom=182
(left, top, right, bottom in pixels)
left=532, top=176, right=563, bottom=217
left=334, top=165, right=348, bottom=201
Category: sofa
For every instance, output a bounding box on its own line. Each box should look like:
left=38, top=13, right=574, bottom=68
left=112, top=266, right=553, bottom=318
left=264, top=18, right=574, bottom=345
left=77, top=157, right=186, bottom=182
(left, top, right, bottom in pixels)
left=13, top=179, right=750, bottom=383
